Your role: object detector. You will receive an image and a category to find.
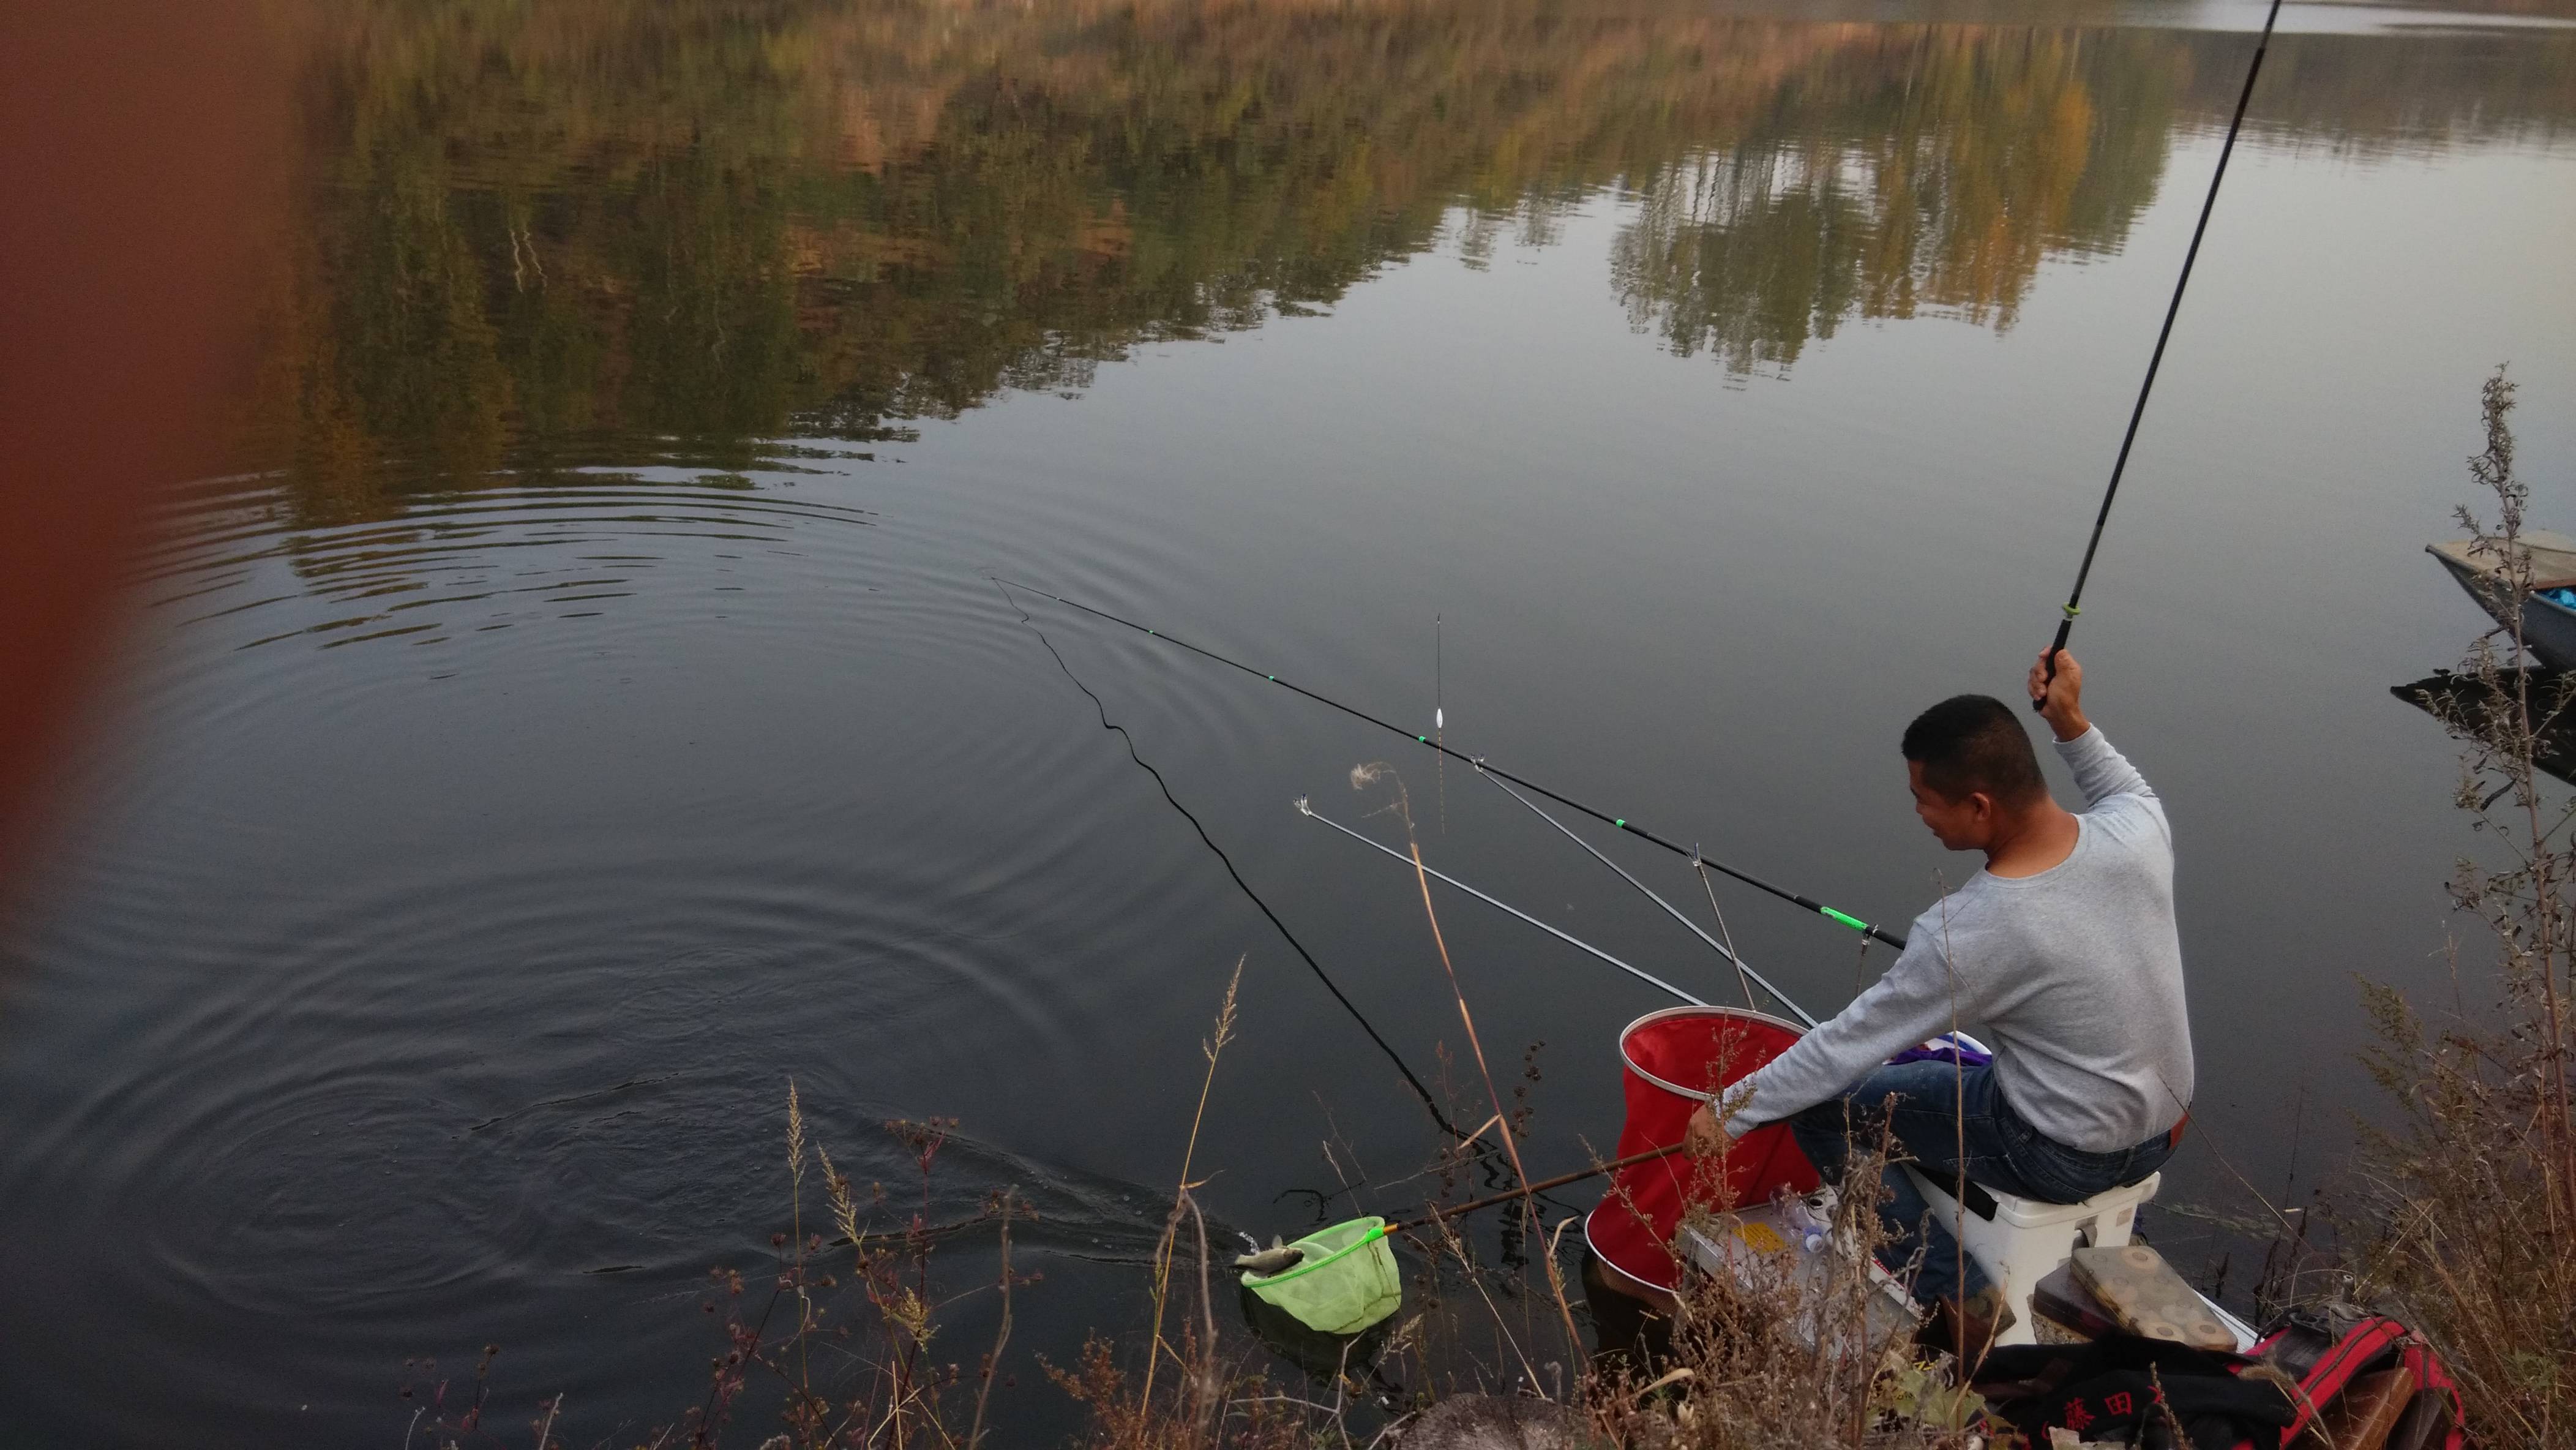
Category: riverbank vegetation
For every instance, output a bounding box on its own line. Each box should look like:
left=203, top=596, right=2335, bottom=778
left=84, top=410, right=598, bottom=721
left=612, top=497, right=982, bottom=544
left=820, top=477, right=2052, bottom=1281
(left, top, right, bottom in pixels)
left=2357, top=369, right=2576, bottom=1449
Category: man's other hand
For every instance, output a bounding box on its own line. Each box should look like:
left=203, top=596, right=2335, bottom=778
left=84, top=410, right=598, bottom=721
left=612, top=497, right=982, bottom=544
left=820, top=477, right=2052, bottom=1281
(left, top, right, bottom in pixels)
left=2028, top=648, right=2091, bottom=742
left=1685, top=1100, right=1728, bottom=1157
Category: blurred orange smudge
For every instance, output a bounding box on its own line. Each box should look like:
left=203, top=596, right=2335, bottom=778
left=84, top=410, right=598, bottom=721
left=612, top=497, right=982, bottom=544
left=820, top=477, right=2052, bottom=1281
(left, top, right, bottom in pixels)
left=0, top=2, right=294, bottom=906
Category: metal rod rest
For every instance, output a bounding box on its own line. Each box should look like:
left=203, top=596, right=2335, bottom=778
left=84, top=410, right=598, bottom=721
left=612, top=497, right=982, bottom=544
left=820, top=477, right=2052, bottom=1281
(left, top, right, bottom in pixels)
left=1296, top=797, right=1709, bottom=1009
left=1477, top=767, right=1818, bottom=1028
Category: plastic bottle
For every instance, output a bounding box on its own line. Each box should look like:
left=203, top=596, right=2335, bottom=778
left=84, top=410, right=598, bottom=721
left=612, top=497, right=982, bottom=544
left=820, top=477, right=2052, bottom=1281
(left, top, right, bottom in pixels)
left=1776, top=1185, right=1838, bottom=1254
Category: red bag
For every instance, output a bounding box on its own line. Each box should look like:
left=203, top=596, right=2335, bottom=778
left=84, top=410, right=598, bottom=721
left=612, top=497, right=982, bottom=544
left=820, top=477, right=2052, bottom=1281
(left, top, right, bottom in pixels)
left=1976, top=1310, right=2469, bottom=1450
left=2252, top=1310, right=2465, bottom=1450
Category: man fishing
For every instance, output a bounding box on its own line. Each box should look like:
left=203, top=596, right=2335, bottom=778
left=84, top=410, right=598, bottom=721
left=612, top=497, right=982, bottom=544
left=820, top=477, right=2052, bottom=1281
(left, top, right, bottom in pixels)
left=1685, top=647, right=2192, bottom=1356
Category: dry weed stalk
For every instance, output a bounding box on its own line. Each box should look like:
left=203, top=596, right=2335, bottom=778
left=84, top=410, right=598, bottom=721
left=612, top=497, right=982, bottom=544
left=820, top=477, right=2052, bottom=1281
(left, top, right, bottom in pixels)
left=2355, top=365, right=2576, bottom=1449
left=585, top=1099, right=1033, bottom=1450
left=788, top=1081, right=813, bottom=1406
left=1045, top=963, right=1333, bottom=1450
left=966, top=1192, right=1013, bottom=1450
left=1142, top=956, right=1242, bottom=1407
left=1352, top=761, right=1587, bottom=1367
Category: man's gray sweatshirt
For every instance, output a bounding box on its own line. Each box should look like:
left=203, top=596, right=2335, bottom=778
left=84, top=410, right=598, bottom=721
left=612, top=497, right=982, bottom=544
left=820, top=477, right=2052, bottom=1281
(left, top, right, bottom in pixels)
left=1726, top=726, right=2192, bottom=1154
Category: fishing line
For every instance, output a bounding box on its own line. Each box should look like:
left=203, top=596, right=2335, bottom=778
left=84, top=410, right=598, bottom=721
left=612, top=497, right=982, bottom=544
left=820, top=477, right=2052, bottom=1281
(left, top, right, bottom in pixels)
left=994, top=584, right=1465, bottom=1138
left=1477, top=766, right=1817, bottom=1027
left=1692, top=855, right=1758, bottom=1013
left=2035, top=0, right=2283, bottom=701
left=993, top=577, right=1907, bottom=950
left=1298, top=795, right=1710, bottom=1009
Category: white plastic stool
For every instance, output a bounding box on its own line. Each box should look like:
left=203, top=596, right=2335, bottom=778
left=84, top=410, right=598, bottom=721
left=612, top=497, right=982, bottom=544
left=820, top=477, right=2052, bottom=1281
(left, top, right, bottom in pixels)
left=1900, top=1168, right=2159, bottom=1347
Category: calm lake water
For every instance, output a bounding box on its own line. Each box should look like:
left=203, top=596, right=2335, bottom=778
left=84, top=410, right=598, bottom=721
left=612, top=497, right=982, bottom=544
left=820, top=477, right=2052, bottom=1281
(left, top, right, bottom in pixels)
left=4, top=1, right=2574, bottom=1443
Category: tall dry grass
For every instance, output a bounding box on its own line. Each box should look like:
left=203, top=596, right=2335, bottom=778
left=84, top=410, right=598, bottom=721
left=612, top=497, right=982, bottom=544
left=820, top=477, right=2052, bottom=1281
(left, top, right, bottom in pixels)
left=2360, top=365, right=2576, bottom=1449
left=1354, top=761, right=1587, bottom=1361
left=607, top=959, right=1323, bottom=1450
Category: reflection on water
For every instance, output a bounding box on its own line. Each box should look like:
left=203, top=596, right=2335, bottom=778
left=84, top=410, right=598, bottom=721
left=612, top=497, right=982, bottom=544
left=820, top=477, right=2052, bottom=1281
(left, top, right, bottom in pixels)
left=1612, top=28, right=2182, bottom=374
left=250, top=0, right=2576, bottom=530
left=2393, top=669, right=2576, bottom=789
left=1238, top=1279, right=1404, bottom=1388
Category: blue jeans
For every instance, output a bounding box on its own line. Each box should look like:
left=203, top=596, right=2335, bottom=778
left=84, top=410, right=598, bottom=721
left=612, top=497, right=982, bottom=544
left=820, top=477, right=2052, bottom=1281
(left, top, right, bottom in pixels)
left=1787, top=1062, right=2174, bottom=1307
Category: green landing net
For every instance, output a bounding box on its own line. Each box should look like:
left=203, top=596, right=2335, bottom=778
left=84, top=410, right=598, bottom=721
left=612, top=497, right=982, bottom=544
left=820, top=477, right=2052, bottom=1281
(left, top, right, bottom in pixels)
left=1238, top=1216, right=1402, bottom=1335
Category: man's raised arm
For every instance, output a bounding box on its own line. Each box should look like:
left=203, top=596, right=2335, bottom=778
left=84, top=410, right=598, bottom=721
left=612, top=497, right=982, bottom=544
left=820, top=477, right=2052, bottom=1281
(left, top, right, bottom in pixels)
left=2030, top=648, right=2160, bottom=820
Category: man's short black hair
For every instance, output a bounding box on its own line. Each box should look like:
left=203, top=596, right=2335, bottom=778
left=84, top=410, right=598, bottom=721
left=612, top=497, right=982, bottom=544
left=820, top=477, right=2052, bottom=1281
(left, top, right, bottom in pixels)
left=1901, top=694, right=2045, bottom=804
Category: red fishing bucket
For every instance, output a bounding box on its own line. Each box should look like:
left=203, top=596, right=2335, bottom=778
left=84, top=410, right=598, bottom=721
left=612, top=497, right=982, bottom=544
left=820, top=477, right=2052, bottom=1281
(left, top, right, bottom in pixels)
left=1586, top=1005, right=1819, bottom=1293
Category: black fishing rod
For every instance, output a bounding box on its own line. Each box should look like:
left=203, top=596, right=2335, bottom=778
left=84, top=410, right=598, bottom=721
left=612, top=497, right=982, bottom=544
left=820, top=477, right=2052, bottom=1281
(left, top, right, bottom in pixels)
left=2037, top=0, right=2283, bottom=704
left=994, top=582, right=1469, bottom=1138
left=993, top=577, right=1908, bottom=951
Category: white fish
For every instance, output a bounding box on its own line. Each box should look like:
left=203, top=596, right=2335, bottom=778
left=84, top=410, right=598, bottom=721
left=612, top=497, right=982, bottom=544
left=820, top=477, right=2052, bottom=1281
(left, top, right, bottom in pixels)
left=1234, top=1237, right=1306, bottom=1277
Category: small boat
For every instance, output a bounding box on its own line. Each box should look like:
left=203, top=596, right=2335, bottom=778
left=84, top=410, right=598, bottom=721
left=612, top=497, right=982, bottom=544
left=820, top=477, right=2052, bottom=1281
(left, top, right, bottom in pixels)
left=2427, top=531, right=2576, bottom=670
left=2392, top=669, right=2576, bottom=790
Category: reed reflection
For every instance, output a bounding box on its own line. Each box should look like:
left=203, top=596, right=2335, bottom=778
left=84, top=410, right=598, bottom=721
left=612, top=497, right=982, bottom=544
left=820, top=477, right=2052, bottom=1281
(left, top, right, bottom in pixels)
left=1612, top=28, right=2179, bottom=374
left=244, top=0, right=2576, bottom=526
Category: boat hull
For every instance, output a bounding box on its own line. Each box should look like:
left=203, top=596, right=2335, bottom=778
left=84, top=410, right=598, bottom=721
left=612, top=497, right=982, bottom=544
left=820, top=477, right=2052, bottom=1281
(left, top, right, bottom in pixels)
left=2430, top=546, right=2576, bottom=671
